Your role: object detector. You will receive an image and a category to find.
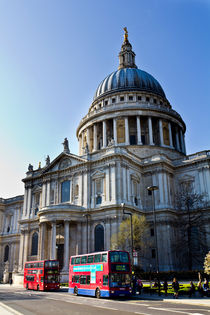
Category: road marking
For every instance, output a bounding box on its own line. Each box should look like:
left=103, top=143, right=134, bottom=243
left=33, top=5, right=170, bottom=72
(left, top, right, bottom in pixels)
left=0, top=302, right=23, bottom=315
left=148, top=307, right=192, bottom=314
left=135, top=312, right=152, bottom=315
left=94, top=306, right=118, bottom=311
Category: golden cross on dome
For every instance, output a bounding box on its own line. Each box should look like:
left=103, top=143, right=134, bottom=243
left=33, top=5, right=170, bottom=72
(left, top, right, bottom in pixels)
left=123, top=27, right=128, bottom=42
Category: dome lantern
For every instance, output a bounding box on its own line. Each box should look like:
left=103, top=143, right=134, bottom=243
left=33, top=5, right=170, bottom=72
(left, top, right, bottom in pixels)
left=118, top=27, right=137, bottom=70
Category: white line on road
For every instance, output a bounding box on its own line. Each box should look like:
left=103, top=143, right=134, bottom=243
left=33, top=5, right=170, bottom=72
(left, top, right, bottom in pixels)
left=0, top=302, right=23, bottom=315
left=135, top=312, right=152, bottom=315
left=94, top=306, right=118, bottom=311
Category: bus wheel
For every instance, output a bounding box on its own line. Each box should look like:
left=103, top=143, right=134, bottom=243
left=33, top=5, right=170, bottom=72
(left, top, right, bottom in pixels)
left=37, top=285, right=39, bottom=291
left=95, top=288, right=101, bottom=299
left=74, top=287, right=78, bottom=296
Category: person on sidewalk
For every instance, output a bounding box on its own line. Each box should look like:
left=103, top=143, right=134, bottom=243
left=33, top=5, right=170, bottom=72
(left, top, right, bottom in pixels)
left=197, top=280, right=203, bottom=297
left=137, top=278, right=143, bottom=295
left=172, top=278, right=179, bottom=299
left=163, top=280, right=168, bottom=296
left=203, top=279, right=209, bottom=297
left=188, top=281, right=195, bottom=298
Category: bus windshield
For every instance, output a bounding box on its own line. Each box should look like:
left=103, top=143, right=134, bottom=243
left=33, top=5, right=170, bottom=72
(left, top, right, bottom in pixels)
left=109, top=251, right=129, bottom=263
left=109, top=273, right=131, bottom=287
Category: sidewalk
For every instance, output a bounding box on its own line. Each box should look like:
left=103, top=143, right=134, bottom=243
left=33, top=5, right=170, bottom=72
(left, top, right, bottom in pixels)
left=134, top=293, right=210, bottom=307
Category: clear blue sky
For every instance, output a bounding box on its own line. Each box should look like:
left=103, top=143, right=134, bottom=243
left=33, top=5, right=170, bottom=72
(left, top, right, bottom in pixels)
left=0, top=0, right=209, bottom=198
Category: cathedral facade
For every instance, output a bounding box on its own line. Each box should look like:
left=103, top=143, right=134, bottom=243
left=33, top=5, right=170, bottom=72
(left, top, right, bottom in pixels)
left=1, top=31, right=210, bottom=283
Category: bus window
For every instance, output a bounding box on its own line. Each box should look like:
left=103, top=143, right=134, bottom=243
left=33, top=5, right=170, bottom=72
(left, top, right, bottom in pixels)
left=109, top=251, right=129, bottom=263
left=103, top=275, right=108, bottom=286
left=72, top=275, right=80, bottom=283
left=87, top=276, right=90, bottom=285
left=80, top=275, right=86, bottom=284
left=87, top=255, right=94, bottom=263
left=81, top=256, right=87, bottom=264
left=71, top=257, right=75, bottom=265
left=94, top=254, right=101, bottom=262
left=26, top=275, right=34, bottom=281
left=102, top=253, right=107, bottom=262
left=75, top=257, right=81, bottom=264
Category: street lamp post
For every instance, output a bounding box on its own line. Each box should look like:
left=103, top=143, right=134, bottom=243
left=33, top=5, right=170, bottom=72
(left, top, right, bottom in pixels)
left=147, top=186, right=159, bottom=273
left=121, top=203, right=134, bottom=269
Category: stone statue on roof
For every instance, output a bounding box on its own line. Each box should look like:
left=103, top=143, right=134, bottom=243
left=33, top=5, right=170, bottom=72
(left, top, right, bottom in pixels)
left=62, top=137, right=70, bottom=154
left=45, top=155, right=50, bottom=166
left=28, top=164, right=33, bottom=172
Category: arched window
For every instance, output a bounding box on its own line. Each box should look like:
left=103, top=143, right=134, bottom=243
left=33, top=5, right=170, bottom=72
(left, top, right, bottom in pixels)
left=94, top=224, right=104, bottom=252
left=31, top=232, right=38, bottom=256
left=4, top=245, right=9, bottom=262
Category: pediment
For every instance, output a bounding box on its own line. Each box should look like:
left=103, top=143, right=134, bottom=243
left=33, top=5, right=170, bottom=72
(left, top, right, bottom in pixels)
left=91, top=170, right=105, bottom=179
left=42, top=152, right=86, bottom=174
left=32, top=184, right=42, bottom=193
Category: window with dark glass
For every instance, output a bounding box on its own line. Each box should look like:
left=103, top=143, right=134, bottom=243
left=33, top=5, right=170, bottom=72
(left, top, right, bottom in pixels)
left=31, top=232, right=38, bottom=255
left=138, top=96, right=141, bottom=101
left=80, top=275, right=86, bottom=284
left=75, top=257, right=81, bottom=264
left=94, top=224, right=104, bottom=252
left=129, top=96, right=133, bottom=101
left=4, top=245, right=9, bottom=262
left=104, top=100, right=108, bottom=106
left=71, top=257, right=75, bottom=265
left=94, top=254, right=101, bottom=262
left=120, top=96, right=124, bottom=102
left=61, top=180, right=70, bottom=202
left=72, top=275, right=80, bottom=283
left=112, top=98, right=116, bottom=103
left=102, top=253, right=107, bottom=262
left=87, top=255, right=94, bottom=263
left=96, top=195, right=102, bottom=205
left=81, top=256, right=87, bottom=264
left=146, top=97, right=150, bottom=102
left=152, top=249, right=156, bottom=258
left=103, top=275, right=109, bottom=286
left=109, top=251, right=129, bottom=263
left=150, top=228, right=154, bottom=237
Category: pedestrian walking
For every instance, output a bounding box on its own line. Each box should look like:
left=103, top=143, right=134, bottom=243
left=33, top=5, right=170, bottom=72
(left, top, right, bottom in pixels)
left=197, top=280, right=203, bottom=297
left=203, top=278, right=209, bottom=297
left=137, top=278, right=143, bottom=295
left=163, top=280, right=168, bottom=296
left=172, top=277, right=179, bottom=299
left=188, top=281, right=195, bottom=298
left=9, top=278, right=13, bottom=286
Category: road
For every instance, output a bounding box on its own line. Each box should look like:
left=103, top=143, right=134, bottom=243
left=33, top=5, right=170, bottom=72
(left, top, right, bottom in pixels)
left=0, top=286, right=210, bottom=315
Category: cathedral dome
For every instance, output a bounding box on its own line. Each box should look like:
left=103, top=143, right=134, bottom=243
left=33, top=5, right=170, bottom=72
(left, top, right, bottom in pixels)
left=94, top=68, right=166, bottom=101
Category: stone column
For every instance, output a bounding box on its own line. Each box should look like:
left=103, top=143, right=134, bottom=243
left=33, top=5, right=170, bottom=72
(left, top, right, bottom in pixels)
left=168, top=122, right=173, bottom=147
left=148, top=117, right=154, bottom=145
left=113, top=118, right=117, bottom=144
left=176, top=129, right=181, bottom=151
left=64, top=220, right=70, bottom=270
left=125, top=117, right=129, bottom=145
left=180, top=129, right=185, bottom=153
left=102, top=120, right=107, bottom=148
left=46, top=181, right=51, bottom=206
left=23, top=188, right=27, bottom=217
left=81, top=132, right=84, bottom=154
left=50, top=222, right=56, bottom=260
left=87, top=128, right=90, bottom=150
left=27, top=187, right=32, bottom=217
left=159, top=119, right=164, bottom=146
left=39, top=223, right=46, bottom=260
left=18, top=231, right=25, bottom=272
left=23, top=230, right=29, bottom=266
left=127, top=168, right=131, bottom=203
left=136, top=116, right=142, bottom=145
left=42, top=183, right=46, bottom=208
left=93, top=124, right=97, bottom=151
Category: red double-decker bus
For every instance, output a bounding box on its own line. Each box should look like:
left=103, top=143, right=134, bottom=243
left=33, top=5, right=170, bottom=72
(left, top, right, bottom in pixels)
left=69, top=250, right=132, bottom=298
left=24, top=260, right=60, bottom=291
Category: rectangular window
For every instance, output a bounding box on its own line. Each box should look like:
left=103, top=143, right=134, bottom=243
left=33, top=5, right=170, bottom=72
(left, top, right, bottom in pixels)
left=104, top=100, right=108, bottom=106
left=87, top=255, right=94, bottom=263
left=146, top=97, right=150, bottom=102
left=80, top=275, right=86, bottom=284
left=102, top=253, right=107, bottom=262
left=152, top=249, right=156, bottom=258
left=71, top=257, right=75, bottom=265
left=75, top=257, right=81, bottom=264
left=81, top=256, right=87, bottom=264
left=103, top=275, right=109, bottom=286
left=120, top=96, right=124, bottom=102
left=150, top=228, right=154, bottom=236
left=72, top=275, right=80, bottom=283
left=138, top=96, right=141, bottom=101
left=94, top=254, right=101, bottom=262
left=112, top=98, right=116, bottom=103
left=129, top=96, right=133, bottom=101
left=61, top=180, right=70, bottom=202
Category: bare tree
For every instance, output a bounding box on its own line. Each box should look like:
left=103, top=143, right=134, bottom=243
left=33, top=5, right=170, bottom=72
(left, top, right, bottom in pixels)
left=174, top=182, right=208, bottom=270
left=110, top=214, right=149, bottom=267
